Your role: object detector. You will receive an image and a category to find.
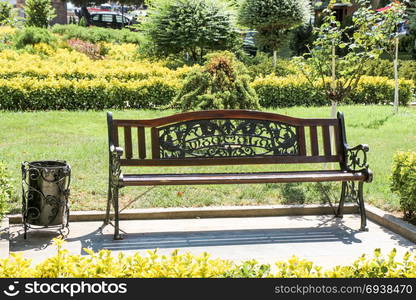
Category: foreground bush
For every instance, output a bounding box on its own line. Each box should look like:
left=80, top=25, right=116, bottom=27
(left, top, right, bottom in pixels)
left=391, top=152, right=416, bottom=221
left=252, top=75, right=414, bottom=107
left=0, top=239, right=415, bottom=278
left=0, top=162, right=12, bottom=219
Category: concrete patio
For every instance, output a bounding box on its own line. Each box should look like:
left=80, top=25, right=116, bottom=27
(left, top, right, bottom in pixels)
left=8, top=214, right=416, bottom=268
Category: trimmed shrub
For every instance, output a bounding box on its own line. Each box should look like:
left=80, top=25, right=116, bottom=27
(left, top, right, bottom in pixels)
left=349, top=77, right=414, bottom=106
left=0, top=49, right=192, bottom=81
left=391, top=152, right=416, bottom=221
left=144, top=0, right=239, bottom=63
left=241, top=52, right=298, bottom=80
left=0, top=162, right=12, bottom=219
left=14, top=26, right=56, bottom=49
left=67, top=39, right=107, bottom=60
left=363, top=59, right=416, bottom=83
left=252, top=75, right=326, bottom=107
left=0, top=26, right=15, bottom=48
left=0, top=239, right=415, bottom=278
left=0, top=77, right=180, bottom=110
left=252, top=75, right=414, bottom=108
left=238, top=0, right=311, bottom=53
left=51, top=24, right=142, bottom=44
left=172, top=51, right=259, bottom=110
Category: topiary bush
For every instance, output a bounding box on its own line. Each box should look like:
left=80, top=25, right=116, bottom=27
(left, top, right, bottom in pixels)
left=0, top=162, right=12, bottom=219
left=172, top=51, right=260, bottom=110
left=143, top=0, right=239, bottom=63
left=391, top=152, right=416, bottom=221
left=238, top=0, right=311, bottom=56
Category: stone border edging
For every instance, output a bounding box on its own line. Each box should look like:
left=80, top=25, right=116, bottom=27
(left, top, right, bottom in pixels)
left=8, top=204, right=358, bottom=224
left=365, top=205, right=416, bottom=243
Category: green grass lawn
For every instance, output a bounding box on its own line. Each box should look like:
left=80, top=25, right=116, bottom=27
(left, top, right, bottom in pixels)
left=1, top=105, right=415, bottom=213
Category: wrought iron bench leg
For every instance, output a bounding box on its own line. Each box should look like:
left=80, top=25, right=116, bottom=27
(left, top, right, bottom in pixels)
left=358, top=182, right=368, bottom=231
left=104, top=184, right=112, bottom=226
left=336, top=181, right=368, bottom=231
left=336, top=181, right=347, bottom=218
left=112, top=185, right=123, bottom=240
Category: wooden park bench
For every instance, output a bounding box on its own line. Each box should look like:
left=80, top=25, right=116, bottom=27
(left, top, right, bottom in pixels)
left=104, top=110, right=372, bottom=240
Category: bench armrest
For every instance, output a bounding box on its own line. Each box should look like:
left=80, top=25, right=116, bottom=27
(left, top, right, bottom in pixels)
left=109, top=146, right=124, bottom=187
left=345, top=144, right=373, bottom=182
left=110, top=145, right=124, bottom=157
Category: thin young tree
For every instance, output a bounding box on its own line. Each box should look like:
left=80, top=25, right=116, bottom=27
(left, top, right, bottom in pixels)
left=24, top=0, right=56, bottom=28
left=374, top=2, right=407, bottom=113
left=295, top=0, right=386, bottom=117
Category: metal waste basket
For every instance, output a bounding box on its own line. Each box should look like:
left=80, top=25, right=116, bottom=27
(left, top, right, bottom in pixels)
left=21, top=161, right=71, bottom=239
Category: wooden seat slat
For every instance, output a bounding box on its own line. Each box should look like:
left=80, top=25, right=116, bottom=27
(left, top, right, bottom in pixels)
left=122, top=171, right=366, bottom=186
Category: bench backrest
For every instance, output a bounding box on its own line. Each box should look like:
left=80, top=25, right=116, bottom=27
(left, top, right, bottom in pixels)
left=107, top=110, right=348, bottom=168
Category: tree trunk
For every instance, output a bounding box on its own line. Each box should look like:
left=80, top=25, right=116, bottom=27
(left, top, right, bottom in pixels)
left=273, top=50, right=277, bottom=68
left=331, top=41, right=337, bottom=118
left=80, top=6, right=91, bottom=26
left=393, top=37, right=399, bottom=114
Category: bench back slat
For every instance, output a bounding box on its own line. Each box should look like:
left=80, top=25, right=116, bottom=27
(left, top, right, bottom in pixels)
left=108, top=110, right=345, bottom=167
left=124, top=126, right=133, bottom=159
left=137, top=127, right=146, bottom=159
left=309, top=126, right=319, bottom=156
left=322, top=125, right=332, bottom=156
left=297, top=126, right=306, bottom=156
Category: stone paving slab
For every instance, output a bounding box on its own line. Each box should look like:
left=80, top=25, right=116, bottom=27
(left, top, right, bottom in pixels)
left=9, top=215, right=416, bottom=268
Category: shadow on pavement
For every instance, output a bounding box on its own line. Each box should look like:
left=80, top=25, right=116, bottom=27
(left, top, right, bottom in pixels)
left=10, top=216, right=364, bottom=255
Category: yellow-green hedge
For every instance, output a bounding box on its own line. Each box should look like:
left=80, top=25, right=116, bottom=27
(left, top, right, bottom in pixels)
left=0, top=48, right=413, bottom=111
left=0, top=239, right=415, bottom=278
left=252, top=75, right=414, bottom=107
left=0, top=77, right=180, bottom=110
left=0, top=49, right=192, bottom=81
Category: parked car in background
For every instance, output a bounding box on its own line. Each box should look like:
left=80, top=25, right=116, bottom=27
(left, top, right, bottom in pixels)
left=242, top=30, right=257, bottom=56
left=90, top=11, right=135, bottom=29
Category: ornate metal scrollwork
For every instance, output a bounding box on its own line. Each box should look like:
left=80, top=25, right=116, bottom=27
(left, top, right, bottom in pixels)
left=345, top=144, right=369, bottom=172
left=345, top=144, right=372, bottom=183
left=109, top=146, right=123, bottom=188
left=344, top=181, right=360, bottom=205
left=158, top=119, right=299, bottom=159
